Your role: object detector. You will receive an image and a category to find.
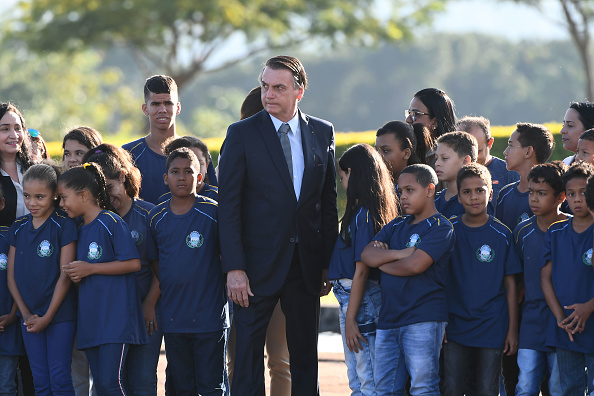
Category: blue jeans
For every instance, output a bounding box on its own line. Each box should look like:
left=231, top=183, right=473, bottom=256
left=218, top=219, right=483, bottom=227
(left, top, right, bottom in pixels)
left=374, top=321, right=446, bottom=396
left=555, top=348, right=594, bottom=396
left=516, top=349, right=561, bottom=396
left=21, top=320, right=76, bottom=396
left=0, top=355, right=18, bottom=396
left=443, top=341, right=501, bottom=396
left=333, top=279, right=381, bottom=396
left=85, top=344, right=129, bottom=396
left=125, top=326, right=162, bottom=396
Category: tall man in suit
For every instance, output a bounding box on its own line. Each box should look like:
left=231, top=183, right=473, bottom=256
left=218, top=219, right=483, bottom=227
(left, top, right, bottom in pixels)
left=218, top=55, right=338, bottom=396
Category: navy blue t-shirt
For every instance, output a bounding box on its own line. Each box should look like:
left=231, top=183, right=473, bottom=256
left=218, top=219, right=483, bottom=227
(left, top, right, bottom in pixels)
left=157, top=183, right=218, bottom=205
left=434, top=189, right=465, bottom=219
left=147, top=196, right=228, bottom=334
left=0, top=226, right=24, bottom=356
left=514, top=216, right=555, bottom=351
left=123, top=138, right=167, bottom=205
left=447, top=215, right=521, bottom=348
left=76, top=210, right=147, bottom=350
left=328, top=206, right=378, bottom=281
left=373, top=214, right=454, bottom=330
left=8, top=210, right=77, bottom=323
left=542, top=219, right=594, bottom=353
left=495, top=181, right=532, bottom=230
left=486, top=156, right=520, bottom=208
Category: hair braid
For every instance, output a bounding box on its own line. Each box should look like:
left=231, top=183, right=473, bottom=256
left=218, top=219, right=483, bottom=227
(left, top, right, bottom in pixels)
left=83, top=162, right=117, bottom=214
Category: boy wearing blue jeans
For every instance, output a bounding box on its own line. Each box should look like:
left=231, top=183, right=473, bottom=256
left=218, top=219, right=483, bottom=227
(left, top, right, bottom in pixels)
left=541, top=162, right=594, bottom=396
left=444, top=163, right=521, bottom=396
left=362, top=164, right=455, bottom=396
left=514, top=162, right=567, bottom=396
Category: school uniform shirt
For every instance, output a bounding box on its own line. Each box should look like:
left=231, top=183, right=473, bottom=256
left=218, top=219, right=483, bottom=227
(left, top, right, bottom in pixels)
left=8, top=210, right=77, bottom=323
left=0, top=226, right=24, bottom=356
left=147, top=196, right=228, bottom=334
left=514, top=216, right=555, bottom=352
left=123, top=138, right=167, bottom=205
left=156, top=183, right=219, bottom=205
left=486, top=156, right=520, bottom=208
left=328, top=206, right=379, bottom=281
left=434, top=189, right=465, bottom=219
left=495, top=181, right=532, bottom=230
left=447, top=215, right=521, bottom=348
left=76, top=210, right=147, bottom=350
left=542, top=218, right=594, bottom=353
left=373, top=214, right=455, bottom=330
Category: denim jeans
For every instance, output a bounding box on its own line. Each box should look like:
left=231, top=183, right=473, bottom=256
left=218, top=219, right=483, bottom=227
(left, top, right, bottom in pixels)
left=0, top=355, right=18, bottom=396
left=125, top=326, right=162, bottom=396
left=85, top=343, right=129, bottom=396
left=443, top=340, right=501, bottom=396
left=374, top=321, right=446, bottom=396
left=555, top=348, right=594, bottom=396
left=516, top=349, right=561, bottom=396
left=333, top=279, right=381, bottom=396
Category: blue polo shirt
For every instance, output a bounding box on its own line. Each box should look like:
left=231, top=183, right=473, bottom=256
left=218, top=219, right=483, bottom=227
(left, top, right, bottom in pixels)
left=495, top=181, right=532, bottom=230
left=542, top=219, right=594, bottom=353
left=434, top=189, right=465, bottom=219
left=147, top=196, right=228, bottom=334
left=447, top=215, right=521, bottom=348
left=8, top=210, right=77, bottom=323
left=486, top=156, right=520, bottom=207
left=373, top=214, right=454, bottom=330
left=157, top=183, right=219, bottom=205
left=123, top=138, right=167, bottom=205
left=328, top=206, right=378, bottom=281
left=0, top=226, right=24, bottom=356
left=76, top=210, right=147, bottom=350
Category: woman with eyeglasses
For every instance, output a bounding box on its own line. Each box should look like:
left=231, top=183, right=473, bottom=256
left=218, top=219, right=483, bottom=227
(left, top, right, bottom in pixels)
left=405, top=88, right=457, bottom=139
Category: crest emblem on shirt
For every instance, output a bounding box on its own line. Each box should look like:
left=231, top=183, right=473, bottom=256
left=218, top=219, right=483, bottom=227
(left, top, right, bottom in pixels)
left=406, top=234, right=421, bottom=248
left=131, top=230, right=143, bottom=245
left=87, top=242, right=103, bottom=260
left=0, top=253, right=6, bottom=270
left=517, top=213, right=530, bottom=224
left=477, top=244, right=494, bottom=262
left=583, top=248, right=593, bottom=266
left=186, top=231, right=204, bottom=249
left=37, top=240, right=53, bottom=258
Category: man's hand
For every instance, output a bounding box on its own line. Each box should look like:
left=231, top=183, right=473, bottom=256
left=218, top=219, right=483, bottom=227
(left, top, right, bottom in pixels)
left=227, top=270, right=253, bottom=308
left=320, top=268, right=332, bottom=296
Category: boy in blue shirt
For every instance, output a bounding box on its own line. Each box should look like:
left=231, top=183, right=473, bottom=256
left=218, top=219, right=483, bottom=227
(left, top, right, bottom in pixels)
left=541, top=162, right=594, bottom=396
left=444, top=163, right=521, bottom=396
left=433, top=131, right=478, bottom=218
left=361, top=164, right=455, bottom=396
left=514, top=162, right=568, bottom=396
left=147, top=148, right=228, bottom=395
left=457, top=116, right=520, bottom=204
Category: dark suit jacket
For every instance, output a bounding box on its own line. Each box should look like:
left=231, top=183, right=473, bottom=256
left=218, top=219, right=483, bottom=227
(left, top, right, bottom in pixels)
left=218, top=109, right=338, bottom=296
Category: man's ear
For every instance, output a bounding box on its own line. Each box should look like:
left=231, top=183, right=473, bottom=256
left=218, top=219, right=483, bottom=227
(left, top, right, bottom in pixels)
left=487, top=137, right=495, bottom=150
left=525, top=146, right=535, bottom=159
left=142, top=103, right=149, bottom=116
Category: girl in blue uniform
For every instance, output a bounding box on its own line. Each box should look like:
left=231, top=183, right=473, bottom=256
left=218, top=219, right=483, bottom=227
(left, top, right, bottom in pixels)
left=58, top=163, right=147, bottom=396
left=328, top=144, right=398, bottom=395
left=82, top=144, right=160, bottom=396
left=6, top=164, right=78, bottom=395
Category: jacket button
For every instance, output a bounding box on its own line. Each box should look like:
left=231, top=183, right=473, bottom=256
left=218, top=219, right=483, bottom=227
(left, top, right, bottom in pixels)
left=290, top=238, right=295, bottom=243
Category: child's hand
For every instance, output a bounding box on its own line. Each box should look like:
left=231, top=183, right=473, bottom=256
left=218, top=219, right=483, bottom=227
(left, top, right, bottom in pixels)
left=344, top=318, right=367, bottom=353
left=0, top=313, right=16, bottom=332
left=372, top=241, right=389, bottom=250
left=562, top=302, right=594, bottom=334
left=503, top=329, right=518, bottom=356
left=24, top=315, right=50, bottom=333
left=142, top=300, right=158, bottom=336
left=62, top=260, right=93, bottom=282
left=556, top=317, right=574, bottom=342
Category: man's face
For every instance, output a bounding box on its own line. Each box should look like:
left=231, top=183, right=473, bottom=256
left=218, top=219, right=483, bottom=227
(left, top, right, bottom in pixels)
left=260, top=67, right=303, bottom=122
left=142, top=91, right=181, bottom=131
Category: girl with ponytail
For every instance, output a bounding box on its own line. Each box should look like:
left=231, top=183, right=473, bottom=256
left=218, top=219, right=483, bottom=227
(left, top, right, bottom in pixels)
left=59, top=162, right=147, bottom=396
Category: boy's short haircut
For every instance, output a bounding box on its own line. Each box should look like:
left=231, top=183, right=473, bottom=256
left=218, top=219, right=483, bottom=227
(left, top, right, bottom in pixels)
left=400, top=164, right=438, bottom=188
left=456, top=163, right=492, bottom=195
left=562, top=161, right=594, bottom=190
left=456, top=116, right=492, bottom=142
left=435, top=131, right=478, bottom=162
left=528, top=161, right=568, bottom=196
left=515, top=123, right=555, bottom=164
left=586, top=175, right=594, bottom=210
left=579, top=128, right=594, bottom=142
left=144, top=75, right=178, bottom=102
left=166, top=147, right=199, bottom=172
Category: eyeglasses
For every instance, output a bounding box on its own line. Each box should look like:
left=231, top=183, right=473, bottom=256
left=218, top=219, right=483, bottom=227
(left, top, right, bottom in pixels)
left=405, top=110, right=431, bottom=122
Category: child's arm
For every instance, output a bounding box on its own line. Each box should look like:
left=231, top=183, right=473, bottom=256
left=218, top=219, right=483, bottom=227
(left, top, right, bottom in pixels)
left=344, top=261, right=369, bottom=353
left=6, top=246, right=33, bottom=321
left=0, top=302, right=18, bottom=332
left=62, top=258, right=141, bottom=282
left=361, top=242, right=415, bottom=268
left=24, top=242, right=76, bottom=333
left=142, top=270, right=161, bottom=336
left=376, top=249, right=434, bottom=277
left=541, top=260, right=574, bottom=342
left=503, top=274, right=519, bottom=356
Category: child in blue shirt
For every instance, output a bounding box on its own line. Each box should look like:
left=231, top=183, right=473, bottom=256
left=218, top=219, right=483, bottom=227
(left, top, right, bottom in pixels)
left=541, top=162, right=594, bottom=396
left=444, top=163, right=521, bottom=396
left=59, top=163, right=147, bottom=396
left=328, top=144, right=398, bottom=395
left=433, top=131, right=480, bottom=218
left=6, top=164, right=77, bottom=396
left=514, top=162, right=568, bottom=396
left=362, top=164, right=454, bottom=396
left=147, top=148, right=228, bottom=395
left=575, top=128, right=594, bottom=165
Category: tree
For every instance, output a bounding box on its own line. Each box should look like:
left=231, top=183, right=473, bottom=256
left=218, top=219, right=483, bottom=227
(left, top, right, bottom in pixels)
left=9, top=0, right=446, bottom=92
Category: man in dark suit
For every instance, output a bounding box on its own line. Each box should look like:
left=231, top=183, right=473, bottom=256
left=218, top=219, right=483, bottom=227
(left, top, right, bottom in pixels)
left=218, top=55, right=338, bottom=396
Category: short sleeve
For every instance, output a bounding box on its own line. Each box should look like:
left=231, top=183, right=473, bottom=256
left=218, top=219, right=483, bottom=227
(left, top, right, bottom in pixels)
left=112, top=218, right=140, bottom=262
left=541, top=228, right=553, bottom=268
left=353, top=209, right=374, bottom=262
left=513, top=225, right=524, bottom=268
left=146, top=215, right=158, bottom=261
left=59, top=216, right=78, bottom=247
left=504, top=234, right=522, bottom=276
left=373, top=221, right=394, bottom=245
left=416, top=218, right=455, bottom=264
left=6, top=222, right=16, bottom=247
